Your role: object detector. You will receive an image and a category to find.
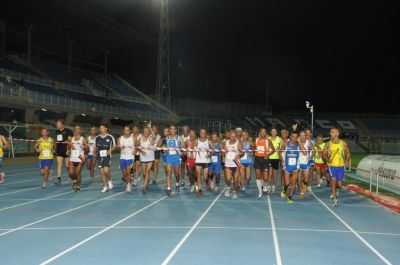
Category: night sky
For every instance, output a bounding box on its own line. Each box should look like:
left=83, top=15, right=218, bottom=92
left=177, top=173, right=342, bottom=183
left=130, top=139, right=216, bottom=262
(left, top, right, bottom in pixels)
left=2, top=0, right=399, bottom=113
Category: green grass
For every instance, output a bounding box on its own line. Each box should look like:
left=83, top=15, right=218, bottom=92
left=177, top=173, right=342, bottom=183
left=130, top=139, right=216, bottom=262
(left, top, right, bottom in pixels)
left=345, top=153, right=400, bottom=199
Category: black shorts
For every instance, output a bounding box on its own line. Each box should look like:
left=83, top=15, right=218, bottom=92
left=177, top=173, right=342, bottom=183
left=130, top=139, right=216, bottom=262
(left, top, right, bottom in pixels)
left=269, top=159, right=280, bottom=170
left=134, top=155, right=140, bottom=162
left=98, top=157, right=111, bottom=168
left=225, top=167, right=237, bottom=173
left=254, top=156, right=269, bottom=171
left=154, top=150, right=161, bottom=160
left=70, top=161, right=82, bottom=167
left=56, top=150, right=68, bottom=158
left=181, top=154, right=188, bottom=163
left=196, top=163, right=210, bottom=169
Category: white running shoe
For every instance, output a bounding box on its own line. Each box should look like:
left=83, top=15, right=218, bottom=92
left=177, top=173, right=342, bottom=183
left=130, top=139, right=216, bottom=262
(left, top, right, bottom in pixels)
left=262, top=186, right=267, bottom=193
left=108, top=181, right=113, bottom=190
left=258, top=193, right=263, bottom=199
left=307, top=186, right=313, bottom=193
left=266, top=185, right=271, bottom=194
left=125, top=185, right=131, bottom=193
left=214, top=186, right=219, bottom=192
left=333, top=199, right=339, bottom=207
left=224, top=187, right=231, bottom=197
left=317, top=183, right=321, bottom=188
left=101, top=186, right=109, bottom=193
left=133, top=178, right=138, bottom=186
left=195, top=185, right=199, bottom=192
left=210, top=179, right=215, bottom=190
left=48, top=170, right=53, bottom=181
left=336, top=190, right=339, bottom=197
left=0, top=172, right=5, bottom=184
left=232, top=192, right=238, bottom=200
left=190, top=185, right=195, bottom=193
left=330, top=194, right=334, bottom=199
left=271, top=185, right=276, bottom=193
left=41, top=182, right=47, bottom=189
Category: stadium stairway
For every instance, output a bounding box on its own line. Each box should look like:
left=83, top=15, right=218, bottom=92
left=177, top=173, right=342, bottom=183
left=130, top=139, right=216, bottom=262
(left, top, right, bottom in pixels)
left=277, top=114, right=292, bottom=128
left=93, top=77, right=122, bottom=99
left=354, top=118, right=370, bottom=136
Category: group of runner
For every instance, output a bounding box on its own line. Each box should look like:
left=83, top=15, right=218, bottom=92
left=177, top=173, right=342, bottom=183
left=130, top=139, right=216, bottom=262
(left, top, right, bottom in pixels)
left=0, top=120, right=351, bottom=206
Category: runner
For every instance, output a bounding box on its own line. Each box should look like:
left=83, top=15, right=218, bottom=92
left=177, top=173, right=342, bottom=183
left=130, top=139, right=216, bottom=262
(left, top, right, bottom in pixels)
left=209, top=133, right=222, bottom=192
left=185, top=129, right=197, bottom=193
left=180, top=126, right=190, bottom=187
left=86, top=126, right=97, bottom=183
left=279, top=129, right=289, bottom=189
left=94, top=123, right=116, bottom=193
left=158, top=127, right=170, bottom=178
left=254, top=128, right=275, bottom=198
left=151, top=125, right=161, bottom=184
left=239, top=131, right=254, bottom=193
left=305, top=128, right=316, bottom=191
left=314, top=135, right=329, bottom=188
left=0, top=133, right=9, bottom=184
left=298, top=131, right=314, bottom=199
left=118, top=125, right=134, bottom=193
left=268, top=127, right=281, bottom=193
left=323, top=127, right=351, bottom=207
left=138, top=122, right=156, bottom=193
left=35, top=128, right=54, bottom=188
left=164, top=125, right=184, bottom=196
left=67, top=126, right=87, bottom=192
left=132, top=125, right=142, bottom=186
left=224, top=130, right=244, bottom=199
left=195, top=128, right=211, bottom=197
left=54, top=119, right=73, bottom=186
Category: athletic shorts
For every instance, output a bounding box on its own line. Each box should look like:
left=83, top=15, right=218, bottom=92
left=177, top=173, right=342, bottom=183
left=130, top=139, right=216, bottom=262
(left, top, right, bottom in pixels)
left=154, top=150, right=161, bottom=160
left=225, top=166, right=237, bottom=173
left=87, top=154, right=95, bottom=160
left=308, top=160, right=315, bottom=168
left=0, top=157, right=2, bottom=168
left=315, top=163, right=327, bottom=170
left=56, top=150, right=68, bottom=158
left=269, top=159, right=280, bottom=170
left=181, top=154, right=188, bottom=163
left=120, top=159, right=134, bottom=170
left=196, top=163, right=210, bottom=169
left=98, top=157, right=111, bottom=168
left=285, top=166, right=299, bottom=174
left=134, top=155, right=140, bottom=162
left=299, top=163, right=311, bottom=171
left=69, top=161, right=82, bottom=167
left=241, top=162, right=253, bottom=168
left=161, top=154, right=167, bottom=163
left=166, top=155, right=181, bottom=167
left=209, top=163, right=222, bottom=174
left=328, top=166, right=345, bottom=182
left=254, top=156, right=269, bottom=171
left=39, top=159, right=53, bottom=169
left=186, top=157, right=196, bottom=168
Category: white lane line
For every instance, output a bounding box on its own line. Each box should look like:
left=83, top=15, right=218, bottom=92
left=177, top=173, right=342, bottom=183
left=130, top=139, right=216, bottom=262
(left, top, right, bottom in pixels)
left=313, top=193, right=393, bottom=265
left=267, top=195, right=283, bottom=265
left=0, top=178, right=38, bottom=186
left=39, top=195, right=167, bottom=265
left=161, top=190, right=223, bottom=265
left=0, top=184, right=101, bottom=212
left=0, top=192, right=122, bottom=237
left=0, top=186, right=41, bottom=197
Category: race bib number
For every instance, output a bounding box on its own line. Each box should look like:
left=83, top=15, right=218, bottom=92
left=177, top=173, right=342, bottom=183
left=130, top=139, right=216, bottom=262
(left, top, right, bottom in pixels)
left=227, top=152, right=235, bottom=160
left=257, top=146, right=265, bottom=153
left=211, top=156, right=218, bottom=163
left=299, top=155, right=308, bottom=165
left=71, top=150, right=80, bottom=158
left=42, top=150, right=50, bottom=157
left=288, top=157, right=297, bottom=166
left=57, top=134, right=63, bottom=141
left=99, top=150, right=107, bottom=157
left=169, top=149, right=177, bottom=155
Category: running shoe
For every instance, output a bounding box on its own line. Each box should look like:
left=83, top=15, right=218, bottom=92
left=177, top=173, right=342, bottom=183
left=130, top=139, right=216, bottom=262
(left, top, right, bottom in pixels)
left=190, top=185, right=195, bottom=193
left=205, top=182, right=210, bottom=191
left=224, top=187, right=231, bottom=197
left=287, top=198, right=294, bottom=204
left=280, top=191, right=286, bottom=198
left=54, top=178, right=61, bottom=186
left=271, top=185, right=276, bottom=193
left=333, top=199, right=339, bottom=207
left=126, top=185, right=131, bottom=193
left=232, top=191, right=238, bottom=200
left=175, top=185, right=180, bottom=195
left=300, top=192, right=305, bottom=199
left=152, top=179, right=157, bottom=185
left=0, top=172, right=5, bottom=184
left=166, top=189, right=172, bottom=196
left=75, top=186, right=80, bottom=193
left=196, top=190, right=203, bottom=197
left=101, top=186, right=109, bottom=193
left=41, top=182, right=47, bottom=189
left=108, top=181, right=113, bottom=190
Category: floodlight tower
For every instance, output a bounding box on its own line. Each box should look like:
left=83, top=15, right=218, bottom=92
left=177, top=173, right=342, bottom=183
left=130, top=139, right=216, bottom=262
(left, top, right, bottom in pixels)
left=306, top=101, right=314, bottom=133
left=155, top=0, right=171, bottom=109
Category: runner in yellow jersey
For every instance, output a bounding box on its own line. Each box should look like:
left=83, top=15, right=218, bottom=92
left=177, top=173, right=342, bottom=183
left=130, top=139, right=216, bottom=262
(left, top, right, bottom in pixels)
left=35, top=128, right=55, bottom=188
left=0, top=133, right=9, bottom=184
left=314, top=135, right=329, bottom=188
left=268, top=127, right=281, bottom=193
left=323, top=127, right=351, bottom=207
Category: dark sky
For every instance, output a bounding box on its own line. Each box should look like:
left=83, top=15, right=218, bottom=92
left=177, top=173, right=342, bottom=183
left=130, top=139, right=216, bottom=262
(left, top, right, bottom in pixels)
left=2, top=0, right=399, bottom=113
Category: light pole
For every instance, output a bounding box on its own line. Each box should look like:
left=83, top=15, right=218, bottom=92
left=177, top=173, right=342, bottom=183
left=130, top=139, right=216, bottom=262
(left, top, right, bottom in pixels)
left=306, top=101, right=314, bottom=133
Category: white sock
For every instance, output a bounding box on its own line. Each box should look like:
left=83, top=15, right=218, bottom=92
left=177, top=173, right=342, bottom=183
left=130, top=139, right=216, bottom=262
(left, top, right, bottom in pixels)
left=256, top=179, right=262, bottom=194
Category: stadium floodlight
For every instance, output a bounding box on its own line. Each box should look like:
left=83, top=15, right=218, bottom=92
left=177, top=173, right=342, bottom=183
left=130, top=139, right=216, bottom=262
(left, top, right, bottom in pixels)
left=305, top=101, right=314, bottom=133
left=81, top=113, right=86, bottom=117
left=41, top=108, right=47, bottom=112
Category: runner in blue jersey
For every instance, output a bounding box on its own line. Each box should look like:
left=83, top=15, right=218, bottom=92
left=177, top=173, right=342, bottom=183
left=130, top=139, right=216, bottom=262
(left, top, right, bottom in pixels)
left=209, top=133, right=223, bottom=192
left=239, top=131, right=254, bottom=193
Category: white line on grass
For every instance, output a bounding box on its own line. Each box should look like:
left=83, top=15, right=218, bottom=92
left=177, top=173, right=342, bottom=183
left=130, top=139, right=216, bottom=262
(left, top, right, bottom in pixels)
left=161, top=190, right=223, bottom=265
left=313, top=193, right=393, bottom=265
left=267, top=195, right=283, bottom=265
left=39, top=195, right=167, bottom=265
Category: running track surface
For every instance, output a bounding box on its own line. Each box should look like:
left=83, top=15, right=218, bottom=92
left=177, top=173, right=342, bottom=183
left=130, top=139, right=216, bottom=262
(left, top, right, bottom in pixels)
left=0, top=162, right=399, bottom=265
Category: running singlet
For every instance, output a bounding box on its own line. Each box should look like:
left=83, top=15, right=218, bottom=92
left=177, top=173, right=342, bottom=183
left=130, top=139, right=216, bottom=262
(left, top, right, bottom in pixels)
left=284, top=140, right=300, bottom=171
left=225, top=140, right=239, bottom=168
left=139, top=136, right=155, bottom=162
left=327, top=140, right=345, bottom=167
left=70, top=136, right=85, bottom=163
left=55, top=128, right=73, bottom=153
left=120, top=135, right=134, bottom=160
left=96, top=134, right=115, bottom=158
left=269, top=136, right=281, bottom=160
left=196, top=139, right=210, bottom=164
left=240, top=141, right=253, bottom=163
left=255, top=138, right=268, bottom=157
left=314, top=142, right=326, bottom=164
left=167, top=136, right=181, bottom=156
left=154, top=134, right=161, bottom=149
left=87, top=136, right=96, bottom=157
left=38, top=137, right=54, bottom=160
left=210, top=143, right=222, bottom=164
left=299, top=140, right=312, bottom=166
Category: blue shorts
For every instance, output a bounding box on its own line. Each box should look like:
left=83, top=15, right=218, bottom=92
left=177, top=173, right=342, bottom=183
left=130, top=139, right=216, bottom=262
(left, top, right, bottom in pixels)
left=240, top=162, right=253, bottom=168
left=0, top=157, right=3, bottom=168
left=161, top=154, right=167, bottom=163
left=308, top=160, right=314, bottom=168
left=285, top=165, right=299, bottom=174
left=166, top=155, right=181, bottom=167
left=299, top=163, right=311, bottom=170
left=328, top=166, right=345, bottom=182
left=87, top=154, right=95, bottom=160
left=120, top=159, right=133, bottom=170
left=39, top=159, right=53, bottom=169
left=209, top=163, right=222, bottom=174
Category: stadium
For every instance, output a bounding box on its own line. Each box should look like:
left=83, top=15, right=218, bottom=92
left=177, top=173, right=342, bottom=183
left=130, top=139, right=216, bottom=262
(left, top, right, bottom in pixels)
left=0, top=1, right=399, bottom=265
